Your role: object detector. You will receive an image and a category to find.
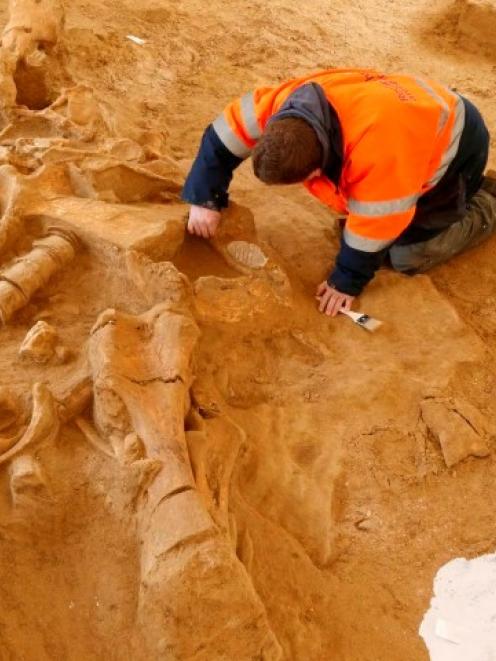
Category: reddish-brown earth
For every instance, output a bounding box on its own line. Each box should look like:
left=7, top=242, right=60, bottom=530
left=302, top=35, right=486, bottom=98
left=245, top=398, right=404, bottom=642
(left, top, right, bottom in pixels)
left=0, top=0, right=495, bottom=659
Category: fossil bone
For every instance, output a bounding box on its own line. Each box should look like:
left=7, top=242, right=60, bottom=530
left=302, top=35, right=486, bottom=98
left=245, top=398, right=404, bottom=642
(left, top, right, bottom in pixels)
left=0, top=228, right=78, bottom=323
left=88, top=303, right=281, bottom=659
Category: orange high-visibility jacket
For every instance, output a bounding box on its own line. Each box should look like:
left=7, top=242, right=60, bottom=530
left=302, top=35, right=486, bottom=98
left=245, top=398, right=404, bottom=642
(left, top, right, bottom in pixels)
left=182, top=68, right=474, bottom=294
left=212, top=68, right=464, bottom=253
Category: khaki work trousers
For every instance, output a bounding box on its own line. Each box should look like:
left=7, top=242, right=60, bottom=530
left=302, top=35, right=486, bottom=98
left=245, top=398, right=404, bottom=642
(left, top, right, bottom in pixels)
left=389, top=189, right=496, bottom=274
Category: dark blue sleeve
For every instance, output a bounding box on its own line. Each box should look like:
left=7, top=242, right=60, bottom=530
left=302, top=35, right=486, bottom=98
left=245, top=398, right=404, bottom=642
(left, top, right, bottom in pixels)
left=328, top=239, right=388, bottom=295
left=182, top=124, right=243, bottom=209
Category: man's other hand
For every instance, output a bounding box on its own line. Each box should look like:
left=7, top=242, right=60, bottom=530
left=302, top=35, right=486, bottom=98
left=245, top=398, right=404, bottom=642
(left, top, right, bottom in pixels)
left=316, top=281, right=355, bottom=317
left=187, top=205, right=221, bottom=239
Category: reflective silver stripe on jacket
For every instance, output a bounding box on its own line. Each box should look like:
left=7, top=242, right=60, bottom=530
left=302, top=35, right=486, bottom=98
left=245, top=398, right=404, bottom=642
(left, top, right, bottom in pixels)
left=415, top=77, right=450, bottom=134
left=414, top=80, right=465, bottom=183
left=428, top=94, right=466, bottom=188
left=212, top=114, right=251, bottom=159
left=343, top=227, right=395, bottom=252
left=240, top=92, right=262, bottom=141
left=348, top=192, right=419, bottom=217
left=347, top=88, right=465, bottom=227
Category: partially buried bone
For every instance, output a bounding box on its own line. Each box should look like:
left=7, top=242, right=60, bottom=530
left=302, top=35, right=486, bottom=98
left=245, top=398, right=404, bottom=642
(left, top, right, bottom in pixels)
left=0, top=382, right=58, bottom=465
left=0, top=376, right=92, bottom=464
left=0, top=0, right=65, bottom=110
left=56, top=376, right=93, bottom=423
left=194, top=269, right=292, bottom=324
left=19, top=320, right=64, bottom=364
left=186, top=404, right=246, bottom=533
left=186, top=376, right=246, bottom=534
left=2, top=0, right=64, bottom=62
left=226, top=240, right=268, bottom=269
left=0, top=165, right=25, bottom=257
left=0, top=228, right=78, bottom=324
left=211, top=202, right=269, bottom=275
left=9, top=453, right=46, bottom=505
left=74, top=416, right=114, bottom=459
left=421, top=397, right=491, bottom=467
left=89, top=303, right=200, bottom=507
left=88, top=304, right=281, bottom=659
left=125, top=250, right=191, bottom=310
left=67, top=158, right=181, bottom=203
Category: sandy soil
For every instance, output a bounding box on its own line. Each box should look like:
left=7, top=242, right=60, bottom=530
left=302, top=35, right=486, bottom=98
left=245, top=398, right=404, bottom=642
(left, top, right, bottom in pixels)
left=0, top=0, right=495, bottom=659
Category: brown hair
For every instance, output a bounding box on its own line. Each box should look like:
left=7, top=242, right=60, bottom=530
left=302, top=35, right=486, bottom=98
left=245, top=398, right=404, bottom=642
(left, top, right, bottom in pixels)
left=252, top=117, right=322, bottom=184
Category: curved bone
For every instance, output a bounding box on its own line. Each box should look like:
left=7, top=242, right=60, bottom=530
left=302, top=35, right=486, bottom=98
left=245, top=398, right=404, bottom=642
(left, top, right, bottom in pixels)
left=0, top=382, right=59, bottom=465
left=0, top=375, right=92, bottom=462
left=0, top=429, right=24, bottom=454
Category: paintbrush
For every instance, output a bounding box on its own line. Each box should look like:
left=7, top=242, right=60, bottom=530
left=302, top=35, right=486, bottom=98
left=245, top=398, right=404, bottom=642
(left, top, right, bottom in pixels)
left=339, top=309, right=383, bottom=332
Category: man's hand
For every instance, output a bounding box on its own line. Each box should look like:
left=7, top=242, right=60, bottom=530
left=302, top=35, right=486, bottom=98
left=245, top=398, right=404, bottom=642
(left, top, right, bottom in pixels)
left=187, top=205, right=221, bottom=239
left=316, top=281, right=355, bottom=317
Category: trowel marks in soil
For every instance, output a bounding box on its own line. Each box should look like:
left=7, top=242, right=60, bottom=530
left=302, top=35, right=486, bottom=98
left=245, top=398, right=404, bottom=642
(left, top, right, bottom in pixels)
left=0, top=0, right=495, bottom=658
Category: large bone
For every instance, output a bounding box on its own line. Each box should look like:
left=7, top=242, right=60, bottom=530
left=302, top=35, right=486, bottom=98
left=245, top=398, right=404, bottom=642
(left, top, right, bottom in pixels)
left=2, top=0, right=64, bottom=61
left=89, top=303, right=282, bottom=659
left=0, top=0, right=65, bottom=109
left=89, top=304, right=199, bottom=510
left=0, top=228, right=78, bottom=323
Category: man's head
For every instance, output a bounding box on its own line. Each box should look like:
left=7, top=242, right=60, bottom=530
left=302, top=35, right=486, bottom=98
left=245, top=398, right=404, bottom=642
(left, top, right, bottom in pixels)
left=252, top=117, right=323, bottom=185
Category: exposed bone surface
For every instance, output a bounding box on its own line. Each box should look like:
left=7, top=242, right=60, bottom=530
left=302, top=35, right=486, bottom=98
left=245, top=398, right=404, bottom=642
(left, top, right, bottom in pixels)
left=28, top=197, right=185, bottom=259
left=0, top=230, right=77, bottom=322
left=88, top=303, right=281, bottom=658
left=0, top=0, right=496, bottom=658
left=19, top=320, right=58, bottom=362
left=421, top=398, right=491, bottom=467
left=227, top=240, right=268, bottom=269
